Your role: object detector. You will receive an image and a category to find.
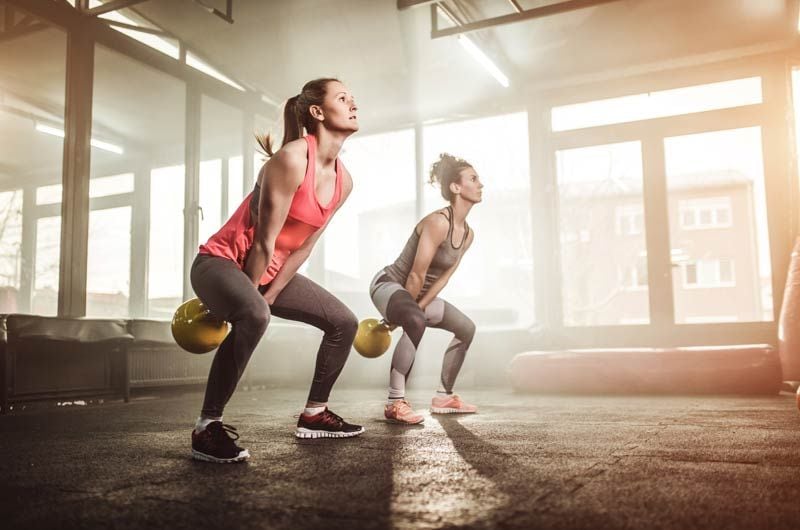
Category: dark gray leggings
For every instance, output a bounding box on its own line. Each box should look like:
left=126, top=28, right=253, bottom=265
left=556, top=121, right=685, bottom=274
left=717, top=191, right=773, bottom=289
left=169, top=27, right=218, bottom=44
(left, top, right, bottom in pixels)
left=191, top=254, right=358, bottom=417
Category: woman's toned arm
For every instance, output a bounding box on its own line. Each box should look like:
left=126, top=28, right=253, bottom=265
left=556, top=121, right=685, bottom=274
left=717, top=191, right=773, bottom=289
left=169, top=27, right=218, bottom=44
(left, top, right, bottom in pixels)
left=243, top=141, right=307, bottom=286
left=404, top=212, right=449, bottom=306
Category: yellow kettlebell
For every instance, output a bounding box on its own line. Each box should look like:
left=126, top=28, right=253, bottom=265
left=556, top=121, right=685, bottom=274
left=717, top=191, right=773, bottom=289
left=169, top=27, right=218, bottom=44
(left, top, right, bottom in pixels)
left=171, top=298, right=230, bottom=354
left=354, top=318, right=393, bottom=358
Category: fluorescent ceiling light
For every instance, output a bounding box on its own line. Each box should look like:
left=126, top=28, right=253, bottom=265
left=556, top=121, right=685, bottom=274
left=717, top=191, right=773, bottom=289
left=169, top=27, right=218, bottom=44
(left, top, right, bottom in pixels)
left=34, top=123, right=66, bottom=138
left=90, top=138, right=125, bottom=155
left=457, top=35, right=509, bottom=88
left=187, top=52, right=246, bottom=92
left=101, top=14, right=180, bottom=59
left=35, top=123, right=124, bottom=155
left=89, top=1, right=180, bottom=59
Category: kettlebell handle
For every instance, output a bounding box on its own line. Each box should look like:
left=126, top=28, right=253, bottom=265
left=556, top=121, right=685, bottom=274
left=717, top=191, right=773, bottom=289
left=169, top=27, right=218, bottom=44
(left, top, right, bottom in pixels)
left=379, top=319, right=397, bottom=332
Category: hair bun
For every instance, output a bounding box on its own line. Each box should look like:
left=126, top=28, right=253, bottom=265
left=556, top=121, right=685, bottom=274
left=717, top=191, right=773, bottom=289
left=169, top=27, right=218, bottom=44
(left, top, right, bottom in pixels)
left=427, top=153, right=473, bottom=203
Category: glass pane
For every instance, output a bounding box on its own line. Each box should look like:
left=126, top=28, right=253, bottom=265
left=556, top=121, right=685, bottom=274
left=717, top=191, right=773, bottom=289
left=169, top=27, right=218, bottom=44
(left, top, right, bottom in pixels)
left=199, top=159, right=222, bottom=244
left=36, top=184, right=62, bottom=205
left=327, top=129, right=416, bottom=315
left=228, top=156, right=244, bottom=216
left=0, top=20, right=67, bottom=314
left=94, top=43, right=185, bottom=318
left=665, top=127, right=772, bottom=323
left=552, top=77, right=762, bottom=131
left=556, top=141, right=648, bottom=326
left=86, top=207, right=131, bottom=316
left=34, top=216, right=61, bottom=315
left=0, top=190, right=24, bottom=312
left=89, top=173, right=134, bottom=198
left=149, top=165, right=185, bottom=318
left=200, top=95, right=244, bottom=245
left=422, top=112, right=533, bottom=326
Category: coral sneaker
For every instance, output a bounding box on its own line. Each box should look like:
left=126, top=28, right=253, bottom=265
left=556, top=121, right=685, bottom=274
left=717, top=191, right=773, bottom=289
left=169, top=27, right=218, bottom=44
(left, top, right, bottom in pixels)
left=384, top=399, right=425, bottom=424
left=430, top=394, right=477, bottom=414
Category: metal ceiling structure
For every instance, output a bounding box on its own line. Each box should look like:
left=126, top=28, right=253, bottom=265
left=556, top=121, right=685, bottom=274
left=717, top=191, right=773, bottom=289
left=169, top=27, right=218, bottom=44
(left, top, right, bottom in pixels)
left=398, top=0, right=622, bottom=38
left=71, top=0, right=234, bottom=24
left=1, top=3, right=50, bottom=43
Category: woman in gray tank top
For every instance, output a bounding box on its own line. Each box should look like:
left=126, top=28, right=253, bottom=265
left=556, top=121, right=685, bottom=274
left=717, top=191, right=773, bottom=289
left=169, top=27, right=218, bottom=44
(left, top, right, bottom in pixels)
left=369, top=153, right=483, bottom=424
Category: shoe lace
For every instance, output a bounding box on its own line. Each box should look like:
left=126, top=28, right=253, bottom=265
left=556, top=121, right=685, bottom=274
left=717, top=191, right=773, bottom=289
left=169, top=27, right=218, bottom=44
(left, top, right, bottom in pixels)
left=219, top=423, right=241, bottom=441
left=322, top=409, right=344, bottom=425
left=395, top=400, right=413, bottom=415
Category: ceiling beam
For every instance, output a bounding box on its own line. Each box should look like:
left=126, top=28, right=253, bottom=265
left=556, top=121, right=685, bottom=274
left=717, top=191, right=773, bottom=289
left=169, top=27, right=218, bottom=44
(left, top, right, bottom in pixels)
left=6, top=0, right=267, bottom=115
left=432, top=0, right=622, bottom=38
left=507, top=0, right=523, bottom=13
left=191, top=0, right=234, bottom=24
left=85, top=0, right=151, bottom=16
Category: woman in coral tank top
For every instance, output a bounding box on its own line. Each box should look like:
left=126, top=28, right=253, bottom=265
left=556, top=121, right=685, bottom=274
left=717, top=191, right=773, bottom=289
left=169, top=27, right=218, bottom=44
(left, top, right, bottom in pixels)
left=189, top=78, right=363, bottom=463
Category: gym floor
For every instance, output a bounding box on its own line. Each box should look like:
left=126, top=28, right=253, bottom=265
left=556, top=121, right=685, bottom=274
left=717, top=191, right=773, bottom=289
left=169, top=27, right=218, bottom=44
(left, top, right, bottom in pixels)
left=1, top=387, right=798, bottom=530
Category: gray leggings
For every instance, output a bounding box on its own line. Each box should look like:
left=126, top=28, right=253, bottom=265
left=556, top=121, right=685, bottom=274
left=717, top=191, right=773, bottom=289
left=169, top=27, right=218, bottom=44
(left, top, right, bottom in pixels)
left=369, top=271, right=476, bottom=398
left=191, top=254, right=358, bottom=417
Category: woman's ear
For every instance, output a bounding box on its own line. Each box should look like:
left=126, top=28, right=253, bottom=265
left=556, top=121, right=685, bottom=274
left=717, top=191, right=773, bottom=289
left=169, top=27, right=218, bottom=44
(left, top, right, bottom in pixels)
left=309, top=104, right=324, bottom=122
left=449, top=181, right=461, bottom=196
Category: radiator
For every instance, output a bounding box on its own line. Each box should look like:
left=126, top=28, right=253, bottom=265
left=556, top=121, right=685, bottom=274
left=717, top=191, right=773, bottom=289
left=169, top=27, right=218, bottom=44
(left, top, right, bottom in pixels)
left=129, top=347, right=213, bottom=387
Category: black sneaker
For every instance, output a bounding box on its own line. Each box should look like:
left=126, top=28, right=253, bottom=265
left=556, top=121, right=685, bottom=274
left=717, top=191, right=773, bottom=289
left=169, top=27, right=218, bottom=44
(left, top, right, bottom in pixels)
left=191, top=421, right=250, bottom=463
left=295, top=408, right=365, bottom=439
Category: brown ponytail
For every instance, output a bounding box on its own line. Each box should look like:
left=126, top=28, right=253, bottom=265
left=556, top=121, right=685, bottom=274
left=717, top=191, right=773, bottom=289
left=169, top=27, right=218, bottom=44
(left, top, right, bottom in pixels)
left=256, top=78, right=340, bottom=157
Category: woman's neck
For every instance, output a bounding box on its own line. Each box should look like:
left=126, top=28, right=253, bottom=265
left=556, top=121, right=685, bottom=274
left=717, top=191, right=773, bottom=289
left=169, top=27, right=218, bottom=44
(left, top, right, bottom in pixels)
left=450, top=199, right=473, bottom=227
left=314, top=128, right=348, bottom=169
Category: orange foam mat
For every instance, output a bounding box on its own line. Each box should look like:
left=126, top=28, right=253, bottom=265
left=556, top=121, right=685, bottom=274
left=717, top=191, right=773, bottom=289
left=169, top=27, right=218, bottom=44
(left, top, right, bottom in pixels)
left=509, top=345, right=781, bottom=395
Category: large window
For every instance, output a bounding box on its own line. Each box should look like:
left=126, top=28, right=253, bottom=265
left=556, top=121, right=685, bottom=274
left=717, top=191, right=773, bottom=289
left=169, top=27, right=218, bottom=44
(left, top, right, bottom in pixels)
left=92, top=44, right=185, bottom=317
left=551, top=77, right=762, bottom=131
left=199, top=95, right=245, bottom=244
left=556, top=141, right=649, bottom=326
left=0, top=18, right=67, bottom=315
left=149, top=164, right=185, bottom=318
left=0, top=191, right=23, bottom=313
left=87, top=206, right=131, bottom=316
left=665, top=127, right=773, bottom=323
left=34, top=216, right=60, bottom=315
left=421, top=112, right=533, bottom=326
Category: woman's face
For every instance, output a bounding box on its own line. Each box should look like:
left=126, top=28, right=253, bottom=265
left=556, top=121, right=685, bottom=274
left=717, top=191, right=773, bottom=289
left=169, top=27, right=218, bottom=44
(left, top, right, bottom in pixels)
left=318, top=81, right=358, bottom=133
left=454, top=167, right=484, bottom=204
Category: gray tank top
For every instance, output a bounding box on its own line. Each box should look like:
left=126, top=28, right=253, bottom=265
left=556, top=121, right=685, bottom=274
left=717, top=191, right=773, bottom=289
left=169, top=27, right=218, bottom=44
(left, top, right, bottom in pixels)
left=383, top=206, right=469, bottom=295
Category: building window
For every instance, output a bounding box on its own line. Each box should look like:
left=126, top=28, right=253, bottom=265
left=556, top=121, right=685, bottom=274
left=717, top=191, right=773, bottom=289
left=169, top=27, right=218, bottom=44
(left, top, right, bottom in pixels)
left=683, top=258, right=735, bottom=288
left=619, top=255, right=648, bottom=290
left=615, top=205, right=644, bottom=236
left=679, top=197, right=732, bottom=230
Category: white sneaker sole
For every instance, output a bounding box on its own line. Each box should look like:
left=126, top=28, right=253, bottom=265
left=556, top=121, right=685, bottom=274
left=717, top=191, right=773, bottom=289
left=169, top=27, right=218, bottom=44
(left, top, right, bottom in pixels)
left=430, top=407, right=477, bottom=414
left=385, top=416, right=425, bottom=425
left=191, top=448, right=250, bottom=463
left=294, top=427, right=365, bottom=439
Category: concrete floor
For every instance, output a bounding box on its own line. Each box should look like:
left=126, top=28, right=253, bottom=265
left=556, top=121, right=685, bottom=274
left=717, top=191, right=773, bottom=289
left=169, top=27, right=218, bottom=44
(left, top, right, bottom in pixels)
left=1, top=387, right=799, bottom=530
